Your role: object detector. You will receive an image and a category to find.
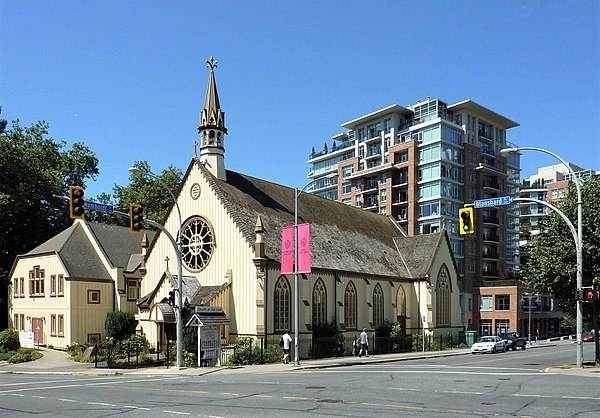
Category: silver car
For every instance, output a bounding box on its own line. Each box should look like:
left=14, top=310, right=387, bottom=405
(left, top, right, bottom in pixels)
left=471, top=336, right=507, bottom=354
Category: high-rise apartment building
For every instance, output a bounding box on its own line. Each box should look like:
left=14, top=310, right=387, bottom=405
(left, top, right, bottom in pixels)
left=307, top=97, right=521, bottom=329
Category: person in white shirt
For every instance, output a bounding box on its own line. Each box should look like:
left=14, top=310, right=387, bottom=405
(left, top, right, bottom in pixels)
left=359, top=328, right=369, bottom=357
left=281, top=332, right=292, bottom=364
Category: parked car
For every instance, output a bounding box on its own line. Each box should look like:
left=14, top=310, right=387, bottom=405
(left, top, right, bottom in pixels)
left=583, top=331, right=596, bottom=342
left=499, top=332, right=527, bottom=351
left=471, top=336, right=507, bottom=354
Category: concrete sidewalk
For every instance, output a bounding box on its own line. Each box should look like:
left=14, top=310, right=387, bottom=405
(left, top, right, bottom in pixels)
left=1, top=341, right=597, bottom=378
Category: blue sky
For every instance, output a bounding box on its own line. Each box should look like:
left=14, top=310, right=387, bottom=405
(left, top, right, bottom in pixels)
left=2, top=1, right=599, bottom=199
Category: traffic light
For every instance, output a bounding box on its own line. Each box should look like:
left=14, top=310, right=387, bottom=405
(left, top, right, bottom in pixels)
left=168, top=290, right=176, bottom=306
left=458, top=207, right=474, bottom=235
left=69, top=186, right=85, bottom=220
left=582, top=289, right=600, bottom=302
left=129, top=204, right=144, bottom=233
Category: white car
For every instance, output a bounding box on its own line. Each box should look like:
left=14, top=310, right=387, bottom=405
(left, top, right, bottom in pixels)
left=471, top=336, right=506, bottom=354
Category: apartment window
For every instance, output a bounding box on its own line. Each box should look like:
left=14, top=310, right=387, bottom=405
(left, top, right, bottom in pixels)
left=58, top=315, right=64, bottom=336
left=58, top=275, right=64, bottom=296
left=127, top=279, right=140, bottom=301
left=29, top=266, right=45, bottom=296
left=342, top=165, right=354, bottom=178
left=495, top=295, right=510, bottom=311
left=312, top=278, right=327, bottom=326
left=13, top=278, right=18, bottom=297
left=50, top=275, right=56, bottom=296
left=344, top=281, right=357, bottom=330
left=342, top=182, right=352, bottom=194
left=274, top=276, right=291, bottom=331
left=51, top=314, right=57, bottom=336
left=358, top=128, right=366, bottom=141
left=19, top=314, right=24, bottom=331
left=480, top=295, right=493, bottom=310
left=13, top=314, right=19, bottom=330
left=87, top=290, right=101, bottom=304
left=342, top=198, right=352, bottom=205
left=380, top=189, right=387, bottom=203
left=380, top=207, right=387, bottom=216
left=373, top=283, right=384, bottom=328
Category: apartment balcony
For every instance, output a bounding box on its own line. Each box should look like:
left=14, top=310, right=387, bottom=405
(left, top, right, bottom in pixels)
left=478, top=129, right=492, bottom=141
left=482, top=269, right=500, bottom=278
left=482, top=251, right=499, bottom=260
left=480, top=145, right=496, bottom=157
left=482, top=214, right=500, bottom=224
left=483, top=234, right=500, bottom=243
left=482, top=180, right=500, bottom=190
left=392, top=176, right=409, bottom=187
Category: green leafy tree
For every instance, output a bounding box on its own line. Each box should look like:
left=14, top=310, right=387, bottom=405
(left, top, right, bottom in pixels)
left=0, top=117, right=99, bottom=328
left=525, top=177, right=600, bottom=313
left=525, top=176, right=600, bottom=363
left=105, top=311, right=136, bottom=341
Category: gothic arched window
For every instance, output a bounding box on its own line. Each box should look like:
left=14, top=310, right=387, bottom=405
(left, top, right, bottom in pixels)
left=312, top=278, right=327, bottom=326
left=274, top=276, right=291, bottom=331
left=373, top=283, right=384, bottom=328
left=436, top=264, right=451, bottom=326
left=344, top=281, right=357, bottom=329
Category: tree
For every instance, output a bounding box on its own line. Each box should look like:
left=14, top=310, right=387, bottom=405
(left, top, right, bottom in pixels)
left=525, top=176, right=600, bottom=362
left=0, top=118, right=99, bottom=329
left=105, top=311, right=136, bottom=341
left=111, top=161, right=183, bottom=226
left=525, top=177, right=600, bottom=313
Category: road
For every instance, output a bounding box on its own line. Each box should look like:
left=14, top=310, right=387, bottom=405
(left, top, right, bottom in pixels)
left=1, top=340, right=598, bottom=417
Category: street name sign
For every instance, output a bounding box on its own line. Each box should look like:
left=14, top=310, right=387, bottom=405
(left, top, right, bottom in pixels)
left=85, top=202, right=114, bottom=213
left=474, top=196, right=511, bottom=209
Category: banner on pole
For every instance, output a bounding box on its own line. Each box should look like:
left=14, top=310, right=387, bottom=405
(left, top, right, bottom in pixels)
left=297, top=223, right=311, bottom=273
left=280, top=226, right=294, bottom=274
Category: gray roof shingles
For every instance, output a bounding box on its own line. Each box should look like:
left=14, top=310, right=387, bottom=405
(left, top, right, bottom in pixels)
left=201, top=165, right=446, bottom=279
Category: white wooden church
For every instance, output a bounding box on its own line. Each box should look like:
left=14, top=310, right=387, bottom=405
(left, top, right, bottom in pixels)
left=136, top=57, right=463, bottom=357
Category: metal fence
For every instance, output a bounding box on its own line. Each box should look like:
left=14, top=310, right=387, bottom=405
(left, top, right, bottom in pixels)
left=90, top=332, right=458, bottom=369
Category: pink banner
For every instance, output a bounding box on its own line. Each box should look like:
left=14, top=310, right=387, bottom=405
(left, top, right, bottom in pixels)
left=280, top=226, right=294, bottom=274
left=297, top=223, right=311, bottom=273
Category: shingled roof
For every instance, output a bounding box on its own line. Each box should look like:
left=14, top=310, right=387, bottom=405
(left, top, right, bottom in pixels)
left=17, top=221, right=154, bottom=280
left=196, top=161, right=448, bottom=280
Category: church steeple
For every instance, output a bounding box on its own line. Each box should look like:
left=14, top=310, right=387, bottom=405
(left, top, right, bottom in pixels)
left=198, top=56, right=227, bottom=180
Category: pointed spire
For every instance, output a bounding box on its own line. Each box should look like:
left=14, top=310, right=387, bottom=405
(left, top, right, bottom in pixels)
left=199, top=56, right=227, bottom=132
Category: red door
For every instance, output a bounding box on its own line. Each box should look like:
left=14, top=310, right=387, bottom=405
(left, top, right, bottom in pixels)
left=32, top=318, right=43, bottom=346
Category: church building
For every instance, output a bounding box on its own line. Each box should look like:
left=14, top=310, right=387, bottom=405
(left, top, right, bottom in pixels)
left=136, top=57, right=464, bottom=357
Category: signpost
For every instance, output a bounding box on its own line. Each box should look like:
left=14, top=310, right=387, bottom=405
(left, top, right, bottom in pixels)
left=474, top=196, right=511, bottom=209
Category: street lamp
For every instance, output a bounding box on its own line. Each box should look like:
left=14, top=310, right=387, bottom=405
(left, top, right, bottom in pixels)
left=293, top=174, right=337, bottom=366
left=129, top=167, right=184, bottom=370
left=500, top=146, right=584, bottom=367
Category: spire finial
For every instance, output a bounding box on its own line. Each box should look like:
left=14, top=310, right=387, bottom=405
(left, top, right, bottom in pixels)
left=206, top=56, right=218, bottom=71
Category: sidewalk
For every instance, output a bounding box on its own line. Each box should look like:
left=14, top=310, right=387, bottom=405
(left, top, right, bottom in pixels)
left=1, top=341, right=596, bottom=378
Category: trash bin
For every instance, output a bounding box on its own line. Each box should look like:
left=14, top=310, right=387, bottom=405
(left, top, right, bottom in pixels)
left=465, top=331, right=477, bottom=346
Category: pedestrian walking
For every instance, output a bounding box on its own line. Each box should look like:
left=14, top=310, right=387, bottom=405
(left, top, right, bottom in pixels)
left=359, top=328, right=369, bottom=358
left=353, top=335, right=360, bottom=356
left=281, top=331, right=292, bottom=364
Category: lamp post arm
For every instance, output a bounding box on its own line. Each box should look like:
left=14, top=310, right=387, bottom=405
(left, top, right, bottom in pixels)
left=512, top=198, right=579, bottom=254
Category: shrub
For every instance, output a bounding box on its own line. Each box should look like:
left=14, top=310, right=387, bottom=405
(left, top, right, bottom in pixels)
left=0, top=329, right=20, bottom=353
left=9, top=348, right=43, bottom=364
left=105, top=311, right=136, bottom=341
left=223, top=337, right=282, bottom=366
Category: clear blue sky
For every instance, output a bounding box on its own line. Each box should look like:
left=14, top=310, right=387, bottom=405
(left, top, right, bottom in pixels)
left=2, top=1, right=599, bottom=199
